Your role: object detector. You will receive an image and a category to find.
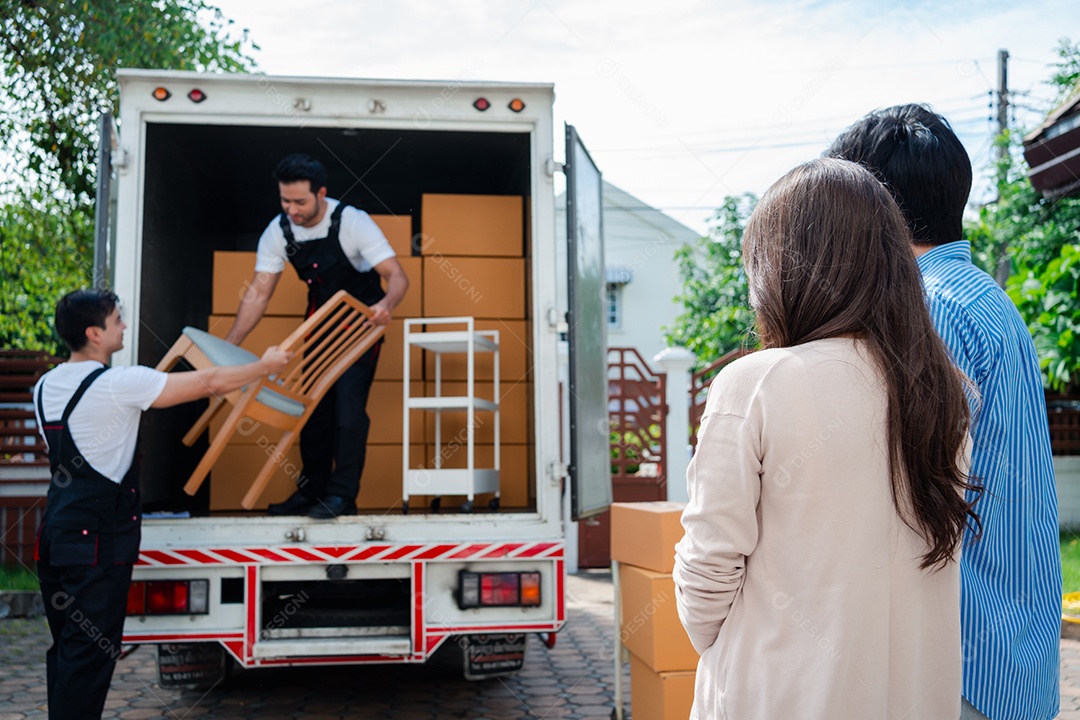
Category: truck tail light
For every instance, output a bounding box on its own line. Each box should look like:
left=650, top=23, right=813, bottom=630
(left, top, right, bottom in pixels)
left=508, top=98, right=525, bottom=113
left=187, top=89, right=207, bottom=103
left=152, top=87, right=171, bottom=101
left=457, top=571, right=541, bottom=609
left=127, top=580, right=210, bottom=615
left=473, top=97, right=490, bottom=111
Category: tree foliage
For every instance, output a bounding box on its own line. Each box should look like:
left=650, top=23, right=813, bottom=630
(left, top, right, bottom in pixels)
left=0, top=0, right=258, bottom=202
left=0, top=0, right=257, bottom=353
left=964, top=39, right=1080, bottom=393
left=663, top=194, right=757, bottom=366
left=0, top=192, right=94, bottom=356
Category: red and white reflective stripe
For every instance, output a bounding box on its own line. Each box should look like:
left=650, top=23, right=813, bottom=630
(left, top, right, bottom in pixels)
left=137, top=540, right=563, bottom=566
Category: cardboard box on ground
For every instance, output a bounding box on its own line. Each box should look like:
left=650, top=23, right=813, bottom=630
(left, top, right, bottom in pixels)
left=630, top=654, right=696, bottom=720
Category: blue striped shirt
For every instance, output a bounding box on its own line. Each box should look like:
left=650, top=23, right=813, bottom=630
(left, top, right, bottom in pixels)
left=918, top=241, right=1060, bottom=720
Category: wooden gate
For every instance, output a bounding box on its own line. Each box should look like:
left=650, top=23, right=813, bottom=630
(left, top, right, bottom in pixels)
left=578, top=348, right=667, bottom=568
left=1, top=350, right=59, bottom=567
left=690, top=347, right=751, bottom=448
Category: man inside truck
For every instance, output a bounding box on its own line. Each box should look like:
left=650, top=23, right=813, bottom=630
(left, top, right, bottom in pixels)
left=225, top=153, right=409, bottom=519
left=34, top=288, right=290, bottom=720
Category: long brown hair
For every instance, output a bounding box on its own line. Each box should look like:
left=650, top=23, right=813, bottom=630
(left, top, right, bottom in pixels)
left=742, top=158, right=979, bottom=570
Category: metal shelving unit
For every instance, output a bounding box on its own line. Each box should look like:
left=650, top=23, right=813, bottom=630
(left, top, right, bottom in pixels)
left=402, top=317, right=500, bottom=513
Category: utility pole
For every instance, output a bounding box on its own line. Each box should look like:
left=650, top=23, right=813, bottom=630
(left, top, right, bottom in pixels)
left=994, top=48, right=1011, bottom=288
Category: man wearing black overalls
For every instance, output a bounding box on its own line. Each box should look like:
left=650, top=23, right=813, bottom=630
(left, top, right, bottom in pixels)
left=226, top=154, right=409, bottom=519
left=34, top=289, right=289, bottom=719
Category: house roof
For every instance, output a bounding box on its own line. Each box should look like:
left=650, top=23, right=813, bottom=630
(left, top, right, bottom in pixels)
left=1023, top=89, right=1080, bottom=199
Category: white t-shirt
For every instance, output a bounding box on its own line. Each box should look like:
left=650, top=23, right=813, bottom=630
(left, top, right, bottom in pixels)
left=254, top=198, right=397, bottom=274
left=34, top=361, right=168, bottom=484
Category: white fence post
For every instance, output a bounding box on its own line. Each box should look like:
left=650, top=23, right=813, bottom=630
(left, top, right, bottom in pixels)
left=653, top=347, right=695, bottom=503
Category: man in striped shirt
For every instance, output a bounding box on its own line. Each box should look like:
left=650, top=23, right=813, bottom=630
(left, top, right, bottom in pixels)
left=829, top=104, right=1061, bottom=720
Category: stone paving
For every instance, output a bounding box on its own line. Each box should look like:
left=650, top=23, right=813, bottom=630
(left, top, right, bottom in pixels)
left=0, top=570, right=631, bottom=720
left=5, top=573, right=1080, bottom=718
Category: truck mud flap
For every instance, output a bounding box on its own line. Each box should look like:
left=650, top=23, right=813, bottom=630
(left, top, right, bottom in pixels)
left=462, top=633, right=527, bottom=680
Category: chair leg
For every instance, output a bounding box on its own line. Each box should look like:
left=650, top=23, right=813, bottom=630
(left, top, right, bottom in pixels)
left=241, top=429, right=300, bottom=510
left=182, top=395, right=227, bottom=447
left=183, top=392, right=256, bottom=497
left=155, top=335, right=195, bottom=372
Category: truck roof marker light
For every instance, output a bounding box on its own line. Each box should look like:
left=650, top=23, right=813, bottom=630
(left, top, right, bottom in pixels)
left=152, top=87, right=171, bottom=102
left=508, top=98, right=525, bottom=113
left=473, top=98, right=490, bottom=111
left=187, top=89, right=207, bottom=103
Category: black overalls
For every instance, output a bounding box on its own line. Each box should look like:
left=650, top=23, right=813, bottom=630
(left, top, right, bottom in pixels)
left=281, top=202, right=385, bottom=502
left=35, top=367, right=141, bottom=720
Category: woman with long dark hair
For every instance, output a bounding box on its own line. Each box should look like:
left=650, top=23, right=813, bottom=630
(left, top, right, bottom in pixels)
left=673, top=158, right=978, bottom=719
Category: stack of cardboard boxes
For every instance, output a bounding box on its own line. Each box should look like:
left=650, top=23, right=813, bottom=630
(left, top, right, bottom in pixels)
left=414, top=193, right=532, bottom=511
left=611, top=501, right=698, bottom=720
left=206, top=213, right=418, bottom=512
left=204, top=195, right=534, bottom=513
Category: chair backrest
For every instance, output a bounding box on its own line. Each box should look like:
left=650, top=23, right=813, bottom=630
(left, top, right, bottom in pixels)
left=272, top=290, right=385, bottom=402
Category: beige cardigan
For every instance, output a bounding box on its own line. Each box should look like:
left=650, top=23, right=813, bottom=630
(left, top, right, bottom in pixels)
left=674, top=338, right=962, bottom=719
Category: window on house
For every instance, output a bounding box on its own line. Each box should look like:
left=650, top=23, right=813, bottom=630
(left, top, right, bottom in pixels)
left=606, top=283, right=621, bottom=329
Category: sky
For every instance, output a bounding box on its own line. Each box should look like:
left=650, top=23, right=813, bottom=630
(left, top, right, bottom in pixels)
left=211, top=0, right=1075, bottom=236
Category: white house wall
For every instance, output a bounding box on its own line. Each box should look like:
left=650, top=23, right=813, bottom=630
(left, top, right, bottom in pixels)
left=556, top=182, right=702, bottom=363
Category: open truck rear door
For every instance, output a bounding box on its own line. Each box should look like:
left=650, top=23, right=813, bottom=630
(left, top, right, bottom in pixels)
left=564, top=124, right=611, bottom=521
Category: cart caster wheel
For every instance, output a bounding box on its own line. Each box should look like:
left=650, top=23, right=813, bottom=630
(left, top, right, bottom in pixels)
left=430, top=497, right=442, bottom=513
left=461, top=500, right=474, bottom=513
left=402, top=499, right=409, bottom=515
left=488, top=497, right=500, bottom=511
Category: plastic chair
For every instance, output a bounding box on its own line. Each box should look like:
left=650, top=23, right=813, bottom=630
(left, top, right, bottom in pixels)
left=155, top=290, right=385, bottom=509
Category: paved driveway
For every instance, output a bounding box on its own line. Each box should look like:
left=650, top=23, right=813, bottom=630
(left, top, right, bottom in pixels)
left=4, top=572, right=1080, bottom=719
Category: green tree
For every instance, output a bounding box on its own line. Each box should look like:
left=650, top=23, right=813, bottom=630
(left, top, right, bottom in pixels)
left=964, top=39, right=1080, bottom=393
left=664, top=193, right=757, bottom=366
left=0, top=0, right=258, bottom=201
left=0, top=0, right=257, bottom=354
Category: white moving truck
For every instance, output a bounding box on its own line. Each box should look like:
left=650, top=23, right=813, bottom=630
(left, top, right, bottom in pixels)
left=101, top=69, right=611, bottom=684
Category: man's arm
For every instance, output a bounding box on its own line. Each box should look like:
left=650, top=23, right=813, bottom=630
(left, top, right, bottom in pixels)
left=225, top=271, right=282, bottom=344
left=368, top=257, right=409, bottom=326
left=151, top=346, right=291, bottom=409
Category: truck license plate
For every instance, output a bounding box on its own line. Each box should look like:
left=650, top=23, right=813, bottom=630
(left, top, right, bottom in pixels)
left=463, top=633, right=527, bottom=679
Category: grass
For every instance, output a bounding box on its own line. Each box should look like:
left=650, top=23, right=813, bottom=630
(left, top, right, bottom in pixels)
left=1062, top=532, right=1080, bottom=595
left=0, top=564, right=39, bottom=591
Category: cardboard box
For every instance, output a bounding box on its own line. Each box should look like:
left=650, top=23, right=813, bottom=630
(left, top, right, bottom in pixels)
left=209, top=443, right=303, bottom=511
left=629, top=653, right=696, bottom=720
left=424, top=381, right=530, bottom=445
left=368, top=380, right=425, bottom=445
left=420, top=443, right=532, bottom=509
left=386, top=256, right=422, bottom=318
left=620, top=564, right=698, bottom=672
left=421, top=256, right=525, bottom=319
left=361, top=444, right=426, bottom=511
left=370, top=214, right=413, bottom=257
left=420, top=194, right=523, bottom=257
left=212, top=251, right=308, bottom=316
left=376, top=321, right=423, bottom=382
left=610, top=502, right=686, bottom=573
left=422, top=319, right=531, bottom=383
left=207, top=314, right=305, bottom=356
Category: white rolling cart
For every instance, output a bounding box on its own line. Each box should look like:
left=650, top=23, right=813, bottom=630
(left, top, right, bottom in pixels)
left=402, top=317, right=500, bottom=513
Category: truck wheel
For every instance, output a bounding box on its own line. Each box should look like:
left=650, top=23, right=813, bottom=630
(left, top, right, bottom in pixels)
left=461, top=499, right=474, bottom=513
left=402, top=499, right=409, bottom=514
left=430, top=496, right=442, bottom=513
left=488, top=497, right=500, bottom=511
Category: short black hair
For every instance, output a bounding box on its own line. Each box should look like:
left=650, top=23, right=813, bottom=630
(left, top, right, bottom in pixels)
left=272, top=154, right=328, bottom=194
left=826, top=104, right=972, bottom=245
left=55, top=289, right=119, bottom=352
